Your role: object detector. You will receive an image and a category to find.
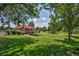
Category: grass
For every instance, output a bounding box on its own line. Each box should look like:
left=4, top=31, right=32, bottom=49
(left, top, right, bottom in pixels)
left=0, top=32, right=79, bottom=56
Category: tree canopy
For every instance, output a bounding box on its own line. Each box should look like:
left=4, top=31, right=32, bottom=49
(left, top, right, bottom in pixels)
left=0, top=4, right=39, bottom=28
left=43, top=3, right=79, bottom=40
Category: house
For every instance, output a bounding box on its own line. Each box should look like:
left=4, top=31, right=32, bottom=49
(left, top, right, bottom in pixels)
left=15, top=24, right=37, bottom=35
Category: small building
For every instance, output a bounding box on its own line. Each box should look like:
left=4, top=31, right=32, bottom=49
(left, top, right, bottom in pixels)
left=15, top=24, right=37, bottom=35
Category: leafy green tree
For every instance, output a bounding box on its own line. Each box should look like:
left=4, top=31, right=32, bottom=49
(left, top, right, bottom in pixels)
left=48, top=15, right=62, bottom=33
left=0, top=4, right=39, bottom=29
left=44, top=3, right=79, bottom=40
left=28, top=21, right=35, bottom=27
left=42, top=26, right=47, bottom=32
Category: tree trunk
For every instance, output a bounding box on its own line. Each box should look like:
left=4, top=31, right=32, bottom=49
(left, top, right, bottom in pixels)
left=68, top=29, right=72, bottom=41
left=1, top=24, right=4, bottom=28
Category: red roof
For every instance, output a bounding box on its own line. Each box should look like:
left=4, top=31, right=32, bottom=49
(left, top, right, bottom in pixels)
left=16, top=24, right=22, bottom=29
left=16, top=24, right=34, bottom=29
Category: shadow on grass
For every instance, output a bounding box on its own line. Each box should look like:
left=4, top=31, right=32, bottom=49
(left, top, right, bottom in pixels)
left=72, top=36, right=79, bottom=39
left=29, top=37, right=79, bottom=56
left=0, top=36, right=36, bottom=56
left=23, top=44, right=75, bottom=56
left=0, top=35, right=79, bottom=56
left=22, top=36, right=79, bottom=56
left=54, top=36, right=79, bottom=56
left=55, top=36, right=79, bottom=46
left=17, top=35, right=79, bottom=56
left=0, top=36, right=73, bottom=56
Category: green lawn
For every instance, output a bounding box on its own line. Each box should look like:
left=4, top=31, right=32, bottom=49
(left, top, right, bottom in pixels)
left=0, top=32, right=79, bottom=56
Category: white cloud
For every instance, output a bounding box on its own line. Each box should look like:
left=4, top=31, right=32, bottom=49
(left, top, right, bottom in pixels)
left=42, top=17, right=46, bottom=20
left=33, top=18, right=37, bottom=21
left=43, top=23, right=47, bottom=25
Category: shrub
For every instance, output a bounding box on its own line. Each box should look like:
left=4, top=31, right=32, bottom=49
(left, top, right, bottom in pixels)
left=5, top=29, right=25, bottom=35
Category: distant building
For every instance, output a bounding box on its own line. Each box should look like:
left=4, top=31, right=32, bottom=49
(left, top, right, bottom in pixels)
left=15, top=24, right=37, bottom=35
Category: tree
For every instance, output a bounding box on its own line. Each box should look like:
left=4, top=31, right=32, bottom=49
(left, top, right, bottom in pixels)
left=0, top=4, right=39, bottom=29
left=48, top=15, right=62, bottom=33
left=42, top=26, right=47, bottom=32
left=44, top=4, right=79, bottom=41
left=0, top=4, right=9, bottom=29
left=28, top=21, right=35, bottom=27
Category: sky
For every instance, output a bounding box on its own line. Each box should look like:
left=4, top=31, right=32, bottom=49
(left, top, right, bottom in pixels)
left=29, top=9, right=51, bottom=28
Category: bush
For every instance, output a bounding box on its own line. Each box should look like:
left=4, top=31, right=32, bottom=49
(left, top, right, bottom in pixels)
left=5, top=29, right=25, bottom=35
